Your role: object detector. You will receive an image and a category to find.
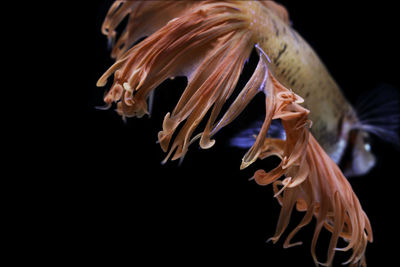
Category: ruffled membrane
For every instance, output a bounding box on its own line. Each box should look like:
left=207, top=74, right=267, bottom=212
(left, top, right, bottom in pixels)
left=252, top=74, right=373, bottom=267
left=97, top=1, right=372, bottom=266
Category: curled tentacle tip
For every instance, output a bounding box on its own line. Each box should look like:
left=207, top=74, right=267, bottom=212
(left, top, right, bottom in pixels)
left=96, top=80, right=107, bottom=87
left=283, top=241, right=303, bottom=249
left=266, top=237, right=278, bottom=244
left=240, top=161, right=250, bottom=170
left=240, top=163, right=246, bottom=170
left=200, top=139, right=215, bottom=149
left=241, top=158, right=257, bottom=170
left=124, top=97, right=135, bottom=106
left=273, top=177, right=291, bottom=197
left=123, top=82, right=133, bottom=92
left=294, top=94, right=304, bottom=104
left=95, top=103, right=112, bottom=111
left=136, top=77, right=147, bottom=91
left=161, top=157, right=169, bottom=165
left=252, top=169, right=267, bottom=182
left=281, top=156, right=289, bottom=169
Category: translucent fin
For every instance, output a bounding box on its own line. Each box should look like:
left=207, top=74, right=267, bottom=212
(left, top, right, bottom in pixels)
left=230, top=119, right=285, bottom=149
left=354, top=83, right=400, bottom=147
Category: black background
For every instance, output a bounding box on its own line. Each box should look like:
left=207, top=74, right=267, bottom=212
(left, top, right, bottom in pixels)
left=86, top=1, right=399, bottom=266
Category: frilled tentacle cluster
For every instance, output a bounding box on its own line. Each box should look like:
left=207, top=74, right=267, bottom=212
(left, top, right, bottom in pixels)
left=251, top=73, right=373, bottom=267
left=97, top=1, right=372, bottom=266
left=97, top=1, right=259, bottom=161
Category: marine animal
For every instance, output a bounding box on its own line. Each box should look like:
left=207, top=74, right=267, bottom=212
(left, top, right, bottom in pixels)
left=95, top=1, right=386, bottom=266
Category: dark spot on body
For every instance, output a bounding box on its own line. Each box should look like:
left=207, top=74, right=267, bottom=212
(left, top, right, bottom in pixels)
left=305, top=92, right=310, bottom=97
left=291, top=29, right=299, bottom=43
left=272, top=19, right=279, bottom=36
left=290, top=79, right=296, bottom=86
left=274, top=43, right=287, bottom=63
left=292, top=67, right=300, bottom=75
left=285, top=68, right=292, bottom=78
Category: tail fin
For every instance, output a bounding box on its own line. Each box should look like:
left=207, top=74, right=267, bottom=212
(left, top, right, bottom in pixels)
left=354, top=84, right=400, bottom=147
left=98, top=2, right=372, bottom=266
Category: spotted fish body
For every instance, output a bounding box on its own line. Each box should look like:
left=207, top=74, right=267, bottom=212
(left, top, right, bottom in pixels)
left=244, top=1, right=358, bottom=163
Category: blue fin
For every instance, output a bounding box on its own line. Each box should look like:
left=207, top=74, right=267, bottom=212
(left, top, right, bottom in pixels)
left=230, top=119, right=286, bottom=149
left=354, top=83, right=400, bottom=147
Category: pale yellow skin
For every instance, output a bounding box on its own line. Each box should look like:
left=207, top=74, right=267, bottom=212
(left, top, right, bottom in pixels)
left=243, top=2, right=358, bottom=162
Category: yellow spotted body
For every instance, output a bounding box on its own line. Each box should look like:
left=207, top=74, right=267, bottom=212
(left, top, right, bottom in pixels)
left=243, top=1, right=357, bottom=162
